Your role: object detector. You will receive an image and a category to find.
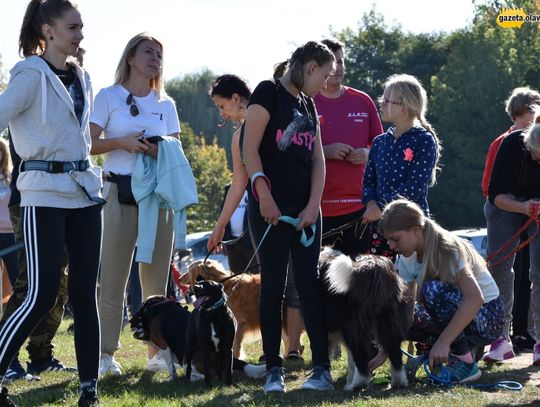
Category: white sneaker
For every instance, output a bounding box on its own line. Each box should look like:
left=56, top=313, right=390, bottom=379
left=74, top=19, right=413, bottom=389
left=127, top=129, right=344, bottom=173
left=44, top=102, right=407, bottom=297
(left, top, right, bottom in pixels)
left=147, top=353, right=168, bottom=372
left=99, top=354, right=122, bottom=376
left=483, top=336, right=515, bottom=363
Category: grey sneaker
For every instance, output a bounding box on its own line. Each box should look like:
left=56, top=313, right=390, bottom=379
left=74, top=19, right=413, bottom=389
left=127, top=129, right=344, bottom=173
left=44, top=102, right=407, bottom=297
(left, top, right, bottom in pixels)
left=263, top=366, right=286, bottom=394
left=301, top=365, right=334, bottom=390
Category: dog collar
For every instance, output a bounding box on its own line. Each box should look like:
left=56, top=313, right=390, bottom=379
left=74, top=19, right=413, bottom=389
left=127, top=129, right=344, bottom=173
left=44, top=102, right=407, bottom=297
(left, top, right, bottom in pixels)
left=204, top=294, right=227, bottom=311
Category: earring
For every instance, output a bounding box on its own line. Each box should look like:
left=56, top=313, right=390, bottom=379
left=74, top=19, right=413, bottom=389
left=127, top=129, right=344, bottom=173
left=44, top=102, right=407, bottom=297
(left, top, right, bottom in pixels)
left=49, top=35, right=54, bottom=40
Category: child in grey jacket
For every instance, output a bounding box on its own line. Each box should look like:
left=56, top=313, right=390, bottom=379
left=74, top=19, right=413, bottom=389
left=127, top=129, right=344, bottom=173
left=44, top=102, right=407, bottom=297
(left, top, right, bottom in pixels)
left=0, top=1, right=102, bottom=406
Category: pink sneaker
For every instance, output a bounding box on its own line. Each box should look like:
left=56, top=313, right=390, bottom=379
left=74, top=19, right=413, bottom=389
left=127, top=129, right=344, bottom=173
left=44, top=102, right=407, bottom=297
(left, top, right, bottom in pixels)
left=533, top=342, right=540, bottom=366
left=483, top=336, right=515, bottom=363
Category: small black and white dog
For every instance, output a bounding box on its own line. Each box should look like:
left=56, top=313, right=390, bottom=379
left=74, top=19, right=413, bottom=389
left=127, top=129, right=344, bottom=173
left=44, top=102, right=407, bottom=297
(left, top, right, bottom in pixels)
left=320, top=247, right=409, bottom=390
left=130, top=293, right=265, bottom=382
left=185, top=280, right=237, bottom=387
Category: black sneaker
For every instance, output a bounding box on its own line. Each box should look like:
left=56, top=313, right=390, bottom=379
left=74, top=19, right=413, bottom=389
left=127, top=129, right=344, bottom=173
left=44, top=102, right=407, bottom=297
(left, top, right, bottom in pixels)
left=27, top=358, right=77, bottom=375
left=78, top=387, right=99, bottom=407
left=0, top=387, right=17, bottom=407
left=511, top=334, right=535, bottom=353
left=4, top=359, right=26, bottom=381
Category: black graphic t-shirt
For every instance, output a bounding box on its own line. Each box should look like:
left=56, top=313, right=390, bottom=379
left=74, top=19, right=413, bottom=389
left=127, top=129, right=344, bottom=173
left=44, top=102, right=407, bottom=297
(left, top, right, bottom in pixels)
left=42, top=58, right=84, bottom=125
left=248, top=80, right=318, bottom=215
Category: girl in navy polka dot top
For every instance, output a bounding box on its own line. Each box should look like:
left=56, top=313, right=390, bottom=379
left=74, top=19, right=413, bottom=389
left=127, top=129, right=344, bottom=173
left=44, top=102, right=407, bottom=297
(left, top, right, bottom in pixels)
left=362, top=74, right=442, bottom=256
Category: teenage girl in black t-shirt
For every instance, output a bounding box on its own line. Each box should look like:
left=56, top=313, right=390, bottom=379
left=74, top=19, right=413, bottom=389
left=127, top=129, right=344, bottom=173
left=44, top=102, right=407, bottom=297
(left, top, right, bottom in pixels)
left=243, top=41, right=335, bottom=393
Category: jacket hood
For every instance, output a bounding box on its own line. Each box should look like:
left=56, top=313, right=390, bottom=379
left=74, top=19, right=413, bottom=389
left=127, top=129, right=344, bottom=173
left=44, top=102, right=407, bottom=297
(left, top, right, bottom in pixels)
left=10, top=55, right=89, bottom=127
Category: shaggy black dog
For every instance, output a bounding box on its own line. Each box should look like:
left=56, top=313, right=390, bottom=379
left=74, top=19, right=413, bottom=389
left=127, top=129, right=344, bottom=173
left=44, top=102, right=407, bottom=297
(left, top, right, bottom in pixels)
left=320, top=247, right=409, bottom=390
left=185, top=280, right=237, bottom=387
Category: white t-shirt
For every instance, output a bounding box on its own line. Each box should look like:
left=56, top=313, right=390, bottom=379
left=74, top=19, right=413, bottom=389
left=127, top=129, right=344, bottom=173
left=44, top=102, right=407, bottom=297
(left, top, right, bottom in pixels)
left=396, top=251, right=499, bottom=303
left=229, top=190, right=248, bottom=237
left=90, top=84, right=181, bottom=175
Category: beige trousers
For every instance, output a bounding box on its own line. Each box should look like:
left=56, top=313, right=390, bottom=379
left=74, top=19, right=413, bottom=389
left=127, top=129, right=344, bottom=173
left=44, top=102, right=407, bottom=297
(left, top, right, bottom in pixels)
left=99, top=183, right=173, bottom=354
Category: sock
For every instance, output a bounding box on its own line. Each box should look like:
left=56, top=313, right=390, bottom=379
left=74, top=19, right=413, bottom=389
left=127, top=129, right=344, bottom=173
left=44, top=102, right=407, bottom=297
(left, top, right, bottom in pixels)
left=451, top=352, right=473, bottom=364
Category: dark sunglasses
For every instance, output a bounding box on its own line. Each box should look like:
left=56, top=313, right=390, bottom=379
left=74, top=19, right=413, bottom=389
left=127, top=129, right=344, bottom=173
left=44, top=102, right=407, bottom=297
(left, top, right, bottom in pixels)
left=126, top=93, right=140, bottom=116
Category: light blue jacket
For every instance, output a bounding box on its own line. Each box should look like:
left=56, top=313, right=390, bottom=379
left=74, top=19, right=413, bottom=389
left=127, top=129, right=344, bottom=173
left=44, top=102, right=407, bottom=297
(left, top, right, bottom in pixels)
left=132, top=136, right=198, bottom=263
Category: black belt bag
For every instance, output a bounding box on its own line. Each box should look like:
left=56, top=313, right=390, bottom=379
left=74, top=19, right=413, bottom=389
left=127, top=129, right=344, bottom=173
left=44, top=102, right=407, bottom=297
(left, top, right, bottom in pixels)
left=106, top=172, right=137, bottom=206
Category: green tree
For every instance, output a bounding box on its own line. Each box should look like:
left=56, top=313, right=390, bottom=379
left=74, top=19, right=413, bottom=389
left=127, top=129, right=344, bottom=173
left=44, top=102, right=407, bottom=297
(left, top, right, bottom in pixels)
left=166, top=69, right=234, bottom=153
left=335, top=10, right=448, bottom=103
left=180, top=122, right=231, bottom=233
left=429, top=0, right=540, bottom=228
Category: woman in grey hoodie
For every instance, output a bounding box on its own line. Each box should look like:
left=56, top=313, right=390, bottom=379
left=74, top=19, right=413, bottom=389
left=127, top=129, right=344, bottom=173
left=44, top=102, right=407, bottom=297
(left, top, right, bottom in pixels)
left=0, top=1, right=102, bottom=406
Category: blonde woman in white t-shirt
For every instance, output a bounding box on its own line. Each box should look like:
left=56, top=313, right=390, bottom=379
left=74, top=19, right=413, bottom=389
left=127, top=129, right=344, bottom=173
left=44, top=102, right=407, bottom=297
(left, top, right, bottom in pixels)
left=373, top=198, right=504, bottom=384
left=90, top=33, right=180, bottom=376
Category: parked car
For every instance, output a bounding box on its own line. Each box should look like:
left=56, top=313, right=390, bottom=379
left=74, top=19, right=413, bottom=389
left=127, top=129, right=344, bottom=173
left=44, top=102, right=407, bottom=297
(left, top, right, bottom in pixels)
left=175, top=231, right=229, bottom=272
left=452, top=227, right=488, bottom=258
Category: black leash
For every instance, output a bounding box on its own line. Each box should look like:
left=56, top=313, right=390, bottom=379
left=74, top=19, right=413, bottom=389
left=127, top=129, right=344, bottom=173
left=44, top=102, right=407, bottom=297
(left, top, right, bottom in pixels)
left=321, top=218, right=370, bottom=241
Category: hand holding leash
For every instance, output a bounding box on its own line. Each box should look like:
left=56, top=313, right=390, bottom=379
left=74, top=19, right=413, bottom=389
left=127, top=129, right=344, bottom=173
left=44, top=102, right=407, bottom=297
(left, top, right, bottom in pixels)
left=428, top=339, right=450, bottom=371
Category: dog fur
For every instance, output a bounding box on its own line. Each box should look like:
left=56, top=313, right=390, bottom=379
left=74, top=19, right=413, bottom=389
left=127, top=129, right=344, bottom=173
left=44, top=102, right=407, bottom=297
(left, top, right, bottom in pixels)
left=130, top=294, right=266, bottom=382
left=181, top=259, right=302, bottom=360
left=180, top=260, right=261, bottom=359
left=129, top=296, right=195, bottom=381
left=185, top=280, right=236, bottom=387
left=320, top=247, right=409, bottom=390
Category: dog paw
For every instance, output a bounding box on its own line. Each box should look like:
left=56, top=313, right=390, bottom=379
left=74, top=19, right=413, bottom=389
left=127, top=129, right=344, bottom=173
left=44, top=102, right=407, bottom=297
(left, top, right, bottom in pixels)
left=391, top=367, right=408, bottom=388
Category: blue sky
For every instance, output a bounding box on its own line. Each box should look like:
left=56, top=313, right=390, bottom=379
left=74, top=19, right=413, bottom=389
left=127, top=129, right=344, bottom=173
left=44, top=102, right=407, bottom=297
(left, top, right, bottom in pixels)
left=0, top=0, right=476, bottom=92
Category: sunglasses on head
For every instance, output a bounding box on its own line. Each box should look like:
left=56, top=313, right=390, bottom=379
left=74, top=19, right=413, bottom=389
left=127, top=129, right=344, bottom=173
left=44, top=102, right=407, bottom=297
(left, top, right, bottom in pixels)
left=126, top=93, right=139, bottom=116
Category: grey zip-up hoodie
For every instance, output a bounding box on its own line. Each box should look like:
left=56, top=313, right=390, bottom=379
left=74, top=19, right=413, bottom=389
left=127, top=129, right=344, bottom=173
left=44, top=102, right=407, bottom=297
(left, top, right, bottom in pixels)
left=0, top=56, right=102, bottom=208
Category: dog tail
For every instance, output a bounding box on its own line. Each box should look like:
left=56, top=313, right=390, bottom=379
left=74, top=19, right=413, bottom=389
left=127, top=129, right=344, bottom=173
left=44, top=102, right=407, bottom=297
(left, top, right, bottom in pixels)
left=348, top=256, right=407, bottom=312
left=325, top=253, right=354, bottom=294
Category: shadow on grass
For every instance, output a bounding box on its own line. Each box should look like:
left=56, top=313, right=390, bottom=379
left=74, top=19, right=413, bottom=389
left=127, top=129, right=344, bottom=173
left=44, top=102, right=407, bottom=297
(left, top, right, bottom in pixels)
left=15, top=379, right=74, bottom=406
left=95, top=364, right=461, bottom=407
left=481, top=360, right=540, bottom=387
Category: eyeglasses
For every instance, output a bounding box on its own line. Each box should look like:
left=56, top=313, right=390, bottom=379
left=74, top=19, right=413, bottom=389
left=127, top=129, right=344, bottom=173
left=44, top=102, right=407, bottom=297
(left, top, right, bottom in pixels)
left=379, top=96, right=404, bottom=106
left=126, top=92, right=139, bottom=116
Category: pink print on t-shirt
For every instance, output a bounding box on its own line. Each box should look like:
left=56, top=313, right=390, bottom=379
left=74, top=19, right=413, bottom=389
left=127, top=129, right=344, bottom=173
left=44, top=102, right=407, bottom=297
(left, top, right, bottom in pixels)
left=275, top=109, right=315, bottom=151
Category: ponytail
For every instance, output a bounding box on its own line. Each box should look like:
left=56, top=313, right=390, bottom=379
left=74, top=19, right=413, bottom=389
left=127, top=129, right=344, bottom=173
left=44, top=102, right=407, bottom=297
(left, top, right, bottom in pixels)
left=19, top=0, right=78, bottom=57
left=273, top=41, right=334, bottom=90
left=418, top=117, right=442, bottom=186
left=273, top=60, right=288, bottom=80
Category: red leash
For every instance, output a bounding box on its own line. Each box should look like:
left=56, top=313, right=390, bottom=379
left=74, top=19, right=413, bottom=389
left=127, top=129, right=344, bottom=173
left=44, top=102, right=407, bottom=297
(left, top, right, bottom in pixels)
left=487, top=202, right=540, bottom=270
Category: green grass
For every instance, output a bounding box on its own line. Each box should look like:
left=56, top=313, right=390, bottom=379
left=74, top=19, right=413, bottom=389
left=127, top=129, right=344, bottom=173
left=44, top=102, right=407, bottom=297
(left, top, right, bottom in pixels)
left=6, top=319, right=540, bottom=406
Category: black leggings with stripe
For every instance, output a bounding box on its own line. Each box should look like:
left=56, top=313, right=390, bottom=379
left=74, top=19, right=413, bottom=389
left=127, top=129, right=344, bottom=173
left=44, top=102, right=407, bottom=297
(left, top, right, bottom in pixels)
left=0, top=205, right=102, bottom=382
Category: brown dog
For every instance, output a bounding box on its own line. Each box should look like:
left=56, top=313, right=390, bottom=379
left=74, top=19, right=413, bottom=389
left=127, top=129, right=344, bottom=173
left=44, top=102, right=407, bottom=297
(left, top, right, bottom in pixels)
left=180, top=259, right=261, bottom=359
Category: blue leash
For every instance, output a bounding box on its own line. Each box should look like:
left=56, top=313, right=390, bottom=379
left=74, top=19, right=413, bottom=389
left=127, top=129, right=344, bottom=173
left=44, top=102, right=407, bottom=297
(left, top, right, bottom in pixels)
left=402, top=349, right=523, bottom=391
left=223, top=215, right=314, bottom=299
left=0, top=242, right=24, bottom=257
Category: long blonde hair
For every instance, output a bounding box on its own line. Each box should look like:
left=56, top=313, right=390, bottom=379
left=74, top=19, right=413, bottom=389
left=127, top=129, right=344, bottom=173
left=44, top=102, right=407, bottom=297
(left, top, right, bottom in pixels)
left=383, top=74, right=442, bottom=185
left=0, top=138, right=12, bottom=185
left=114, top=33, right=166, bottom=100
left=379, top=199, right=485, bottom=289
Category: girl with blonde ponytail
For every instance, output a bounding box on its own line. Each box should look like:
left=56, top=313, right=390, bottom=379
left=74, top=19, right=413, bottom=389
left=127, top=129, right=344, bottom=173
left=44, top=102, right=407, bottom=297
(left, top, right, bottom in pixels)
left=376, top=199, right=504, bottom=384
left=362, top=74, right=441, bottom=258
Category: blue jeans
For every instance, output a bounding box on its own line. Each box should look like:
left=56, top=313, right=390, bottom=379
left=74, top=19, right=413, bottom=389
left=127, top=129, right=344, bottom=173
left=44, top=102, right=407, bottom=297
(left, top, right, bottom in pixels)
left=485, top=200, right=540, bottom=341
left=409, top=280, right=504, bottom=354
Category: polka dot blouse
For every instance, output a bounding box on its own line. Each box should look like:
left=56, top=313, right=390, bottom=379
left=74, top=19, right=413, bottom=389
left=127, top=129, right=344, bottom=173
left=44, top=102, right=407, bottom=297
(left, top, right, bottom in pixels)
left=362, top=126, right=438, bottom=215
